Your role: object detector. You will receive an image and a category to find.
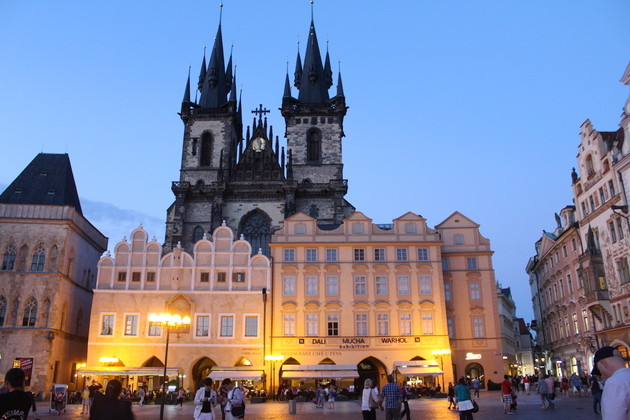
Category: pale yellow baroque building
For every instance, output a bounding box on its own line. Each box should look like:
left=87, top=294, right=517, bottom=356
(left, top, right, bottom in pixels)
left=81, top=223, right=271, bottom=390
left=269, top=211, right=504, bottom=390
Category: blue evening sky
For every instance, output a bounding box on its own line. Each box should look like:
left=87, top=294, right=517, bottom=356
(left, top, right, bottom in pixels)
left=1, top=1, right=628, bottom=322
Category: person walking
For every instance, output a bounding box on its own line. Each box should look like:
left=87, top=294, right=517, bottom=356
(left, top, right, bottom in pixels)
left=137, top=387, right=145, bottom=406
left=224, top=379, right=245, bottom=420
left=447, top=382, right=455, bottom=410
left=472, top=378, right=480, bottom=398
left=177, top=387, right=186, bottom=407
left=501, top=375, right=514, bottom=414
left=0, top=368, right=33, bottom=419
left=537, top=374, right=551, bottom=409
left=194, top=378, right=217, bottom=420
left=523, top=376, right=531, bottom=395
left=454, top=377, right=474, bottom=420
left=89, top=379, right=134, bottom=420
left=591, top=346, right=630, bottom=420
left=361, top=379, right=383, bottom=420
left=544, top=374, right=556, bottom=409
left=590, top=374, right=603, bottom=415
left=399, top=381, right=411, bottom=420
left=81, top=385, right=90, bottom=414
left=380, top=374, right=402, bottom=420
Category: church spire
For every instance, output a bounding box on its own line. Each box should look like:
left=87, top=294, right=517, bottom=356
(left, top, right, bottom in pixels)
left=283, top=72, right=292, bottom=98
left=293, top=48, right=302, bottom=89
left=198, top=47, right=206, bottom=92
left=336, top=71, right=344, bottom=98
left=324, top=46, right=333, bottom=89
left=297, top=18, right=329, bottom=103
left=199, top=17, right=228, bottom=108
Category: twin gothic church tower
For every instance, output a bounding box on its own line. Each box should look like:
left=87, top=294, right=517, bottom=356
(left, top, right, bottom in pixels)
left=164, top=15, right=355, bottom=255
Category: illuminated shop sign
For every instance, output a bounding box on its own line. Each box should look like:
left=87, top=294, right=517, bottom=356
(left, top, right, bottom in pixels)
left=465, top=352, right=482, bottom=360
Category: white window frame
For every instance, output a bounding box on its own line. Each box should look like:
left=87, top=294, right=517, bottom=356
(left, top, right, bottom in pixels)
left=100, top=313, right=115, bottom=336
left=374, top=248, right=385, bottom=261
left=283, top=313, right=296, bottom=336
left=396, top=248, right=408, bottom=261
left=326, top=248, right=338, bottom=262
left=400, top=312, right=412, bottom=335
left=355, top=313, right=368, bottom=336
left=354, top=276, right=367, bottom=296
left=243, top=314, right=259, bottom=338
left=466, top=257, right=478, bottom=270
left=327, top=313, right=339, bottom=336
left=419, top=276, right=432, bottom=295
left=194, top=314, right=211, bottom=338
left=305, top=248, right=318, bottom=262
left=397, top=275, right=410, bottom=295
left=283, top=248, right=296, bottom=262
left=124, top=313, right=140, bottom=336
left=306, top=313, right=318, bottom=336
left=219, top=314, right=235, bottom=338
left=377, top=313, right=389, bottom=336
left=422, top=312, right=434, bottom=335
left=444, top=282, right=452, bottom=302
left=375, top=275, right=388, bottom=295
left=326, top=276, right=339, bottom=296
left=417, top=248, right=429, bottom=261
left=472, top=316, right=485, bottom=338
left=305, top=276, right=318, bottom=296
left=283, top=276, right=296, bottom=296
left=469, top=283, right=481, bottom=300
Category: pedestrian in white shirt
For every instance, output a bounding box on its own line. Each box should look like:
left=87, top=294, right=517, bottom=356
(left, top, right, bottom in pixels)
left=591, top=346, right=630, bottom=420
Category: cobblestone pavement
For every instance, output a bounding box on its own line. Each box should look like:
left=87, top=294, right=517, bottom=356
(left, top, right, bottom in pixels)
left=33, top=391, right=600, bottom=419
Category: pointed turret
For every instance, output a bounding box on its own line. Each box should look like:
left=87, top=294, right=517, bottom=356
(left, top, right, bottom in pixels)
left=294, top=50, right=302, bottom=89
left=336, top=71, right=345, bottom=98
left=199, top=23, right=228, bottom=108
left=297, top=19, right=329, bottom=103
left=226, top=50, right=233, bottom=93
left=586, top=226, right=599, bottom=252
left=182, top=68, right=191, bottom=104
left=283, top=73, right=292, bottom=98
left=324, top=50, right=333, bottom=89
left=198, top=48, right=207, bottom=92
left=229, top=68, right=237, bottom=103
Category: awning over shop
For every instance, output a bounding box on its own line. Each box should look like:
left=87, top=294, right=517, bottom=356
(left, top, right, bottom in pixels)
left=281, top=364, right=359, bottom=379
left=77, top=367, right=182, bottom=376
left=397, top=366, right=444, bottom=377
left=208, top=366, right=265, bottom=381
left=393, top=360, right=443, bottom=377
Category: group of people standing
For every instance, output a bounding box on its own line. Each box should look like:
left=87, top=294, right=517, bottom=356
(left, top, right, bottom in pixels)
left=360, top=375, right=428, bottom=420
left=193, top=377, right=245, bottom=420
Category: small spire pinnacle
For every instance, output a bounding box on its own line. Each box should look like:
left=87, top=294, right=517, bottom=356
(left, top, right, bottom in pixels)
left=310, top=0, right=314, bottom=20
left=219, top=2, right=223, bottom=24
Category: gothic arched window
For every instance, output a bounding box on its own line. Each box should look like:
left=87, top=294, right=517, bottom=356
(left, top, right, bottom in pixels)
left=200, top=132, right=213, bottom=166
left=49, top=245, right=58, bottom=272
left=31, top=245, right=45, bottom=272
left=22, top=297, right=37, bottom=327
left=239, top=211, right=272, bottom=256
left=307, top=130, right=321, bottom=162
left=193, top=226, right=204, bottom=243
left=0, top=296, right=6, bottom=327
left=1, top=244, right=16, bottom=271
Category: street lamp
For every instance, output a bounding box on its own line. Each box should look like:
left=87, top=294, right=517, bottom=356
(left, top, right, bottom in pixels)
left=432, top=349, right=451, bottom=390
left=149, top=312, right=191, bottom=420
left=264, top=355, right=284, bottom=400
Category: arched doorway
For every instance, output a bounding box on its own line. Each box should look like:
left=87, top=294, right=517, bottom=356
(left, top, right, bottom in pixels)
left=465, top=363, right=485, bottom=388
left=192, top=357, right=217, bottom=388
left=356, top=357, right=387, bottom=391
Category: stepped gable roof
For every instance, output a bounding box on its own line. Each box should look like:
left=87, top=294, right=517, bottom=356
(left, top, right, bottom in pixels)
left=0, top=153, right=83, bottom=214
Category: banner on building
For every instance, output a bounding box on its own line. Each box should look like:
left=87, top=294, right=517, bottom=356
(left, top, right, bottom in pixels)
left=13, top=358, right=34, bottom=386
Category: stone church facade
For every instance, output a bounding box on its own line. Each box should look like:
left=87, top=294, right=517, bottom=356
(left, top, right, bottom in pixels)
left=164, top=18, right=354, bottom=256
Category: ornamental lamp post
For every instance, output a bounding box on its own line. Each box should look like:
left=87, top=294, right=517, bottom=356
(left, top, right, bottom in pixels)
left=432, top=349, right=451, bottom=390
left=149, top=312, right=191, bottom=420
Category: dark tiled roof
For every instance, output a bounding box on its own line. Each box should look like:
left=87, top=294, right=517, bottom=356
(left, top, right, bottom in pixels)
left=0, top=153, right=82, bottom=214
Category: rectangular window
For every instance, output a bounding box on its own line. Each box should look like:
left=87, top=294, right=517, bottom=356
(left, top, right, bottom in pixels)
left=124, top=315, right=138, bottom=336
left=101, top=314, right=114, bottom=336
left=396, top=248, right=408, bottom=261
left=562, top=246, right=567, bottom=258
left=572, top=238, right=577, bottom=251
left=355, top=313, right=368, bottom=336
left=599, top=187, right=606, bottom=204
left=353, top=248, right=366, bottom=261
left=444, top=282, right=452, bottom=302
left=200, top=272, right=209, bottom=283
left=472, top=316, right=485, bottom=338
left=352, top=223, right=364, bottom=234
left=610, top=221, right=618, bottom=243
left=590, top=196, right=596, bottom=212
left=283, top=314, right=295, bottom=336
left=573, top=313, right=579, bottom=334
left=377, top=313, right=389, bottom=336
left=354, top=276, right=367, bottom=296
left=559, top=279, right=564, bottom=297
left=567, top=274, right=573, bottom=293
left=327, top=314, right=339, bottom=336
left=217, top=272, right=226, bottom=282
left=469, top=283, right=481, bottom=300
left=306, top=248, right=318, bottom=262
left=220, top=315, right=234, bottom=337
left=422, top=313, right=434, bottom=335
left=400, top=313, right=412, bottom=335
left=305, top=276, right=318, bottom=295
left=244, top=316, right=258, bottom=337
left=583, top=309, right=590, bottom=331
left=617, top=218, right=625, bottom=239
left=117, top=272, right=127, bottom=282
left=609, top=180, right=616, bottom=197
left=397, top=276, right=410, bottom=295
left=132, top=272, right=141, bottom=282
left=618, top=258, right=630, bottom=284
left=374, top=248, right=385, bottom=261
left=196, top=315, right=209, bottom=337
left=466, top=257, right=478, bottom=270
left=375, top=276, right=388, bottom=295
left=284, top=249, right=295, bottom=262
left=442, top=258, right=449, bottom=270
left=326, top=248, right=338, bottom=262
left=447, top=317, right=454, bottom=338
left=148, top=322, right=162, bottom=337
left=232, top=272, right=245, bottom=282
left=419, top=276, right=431, bottom=295
left=283, top=276, right=296, bottom=296
left=326, top=276, right=339, bottom=296
left=146, top=272, right=155, bottom=282
left=581, top=201, right=588, bottom=217
left=306, top=313, right=318, bottom=336
left=417, top=248, right=429, bottom=261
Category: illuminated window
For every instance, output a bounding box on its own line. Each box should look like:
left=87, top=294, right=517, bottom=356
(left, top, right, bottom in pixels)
left=283, top=314, right=295, bottom=336
left=101, top=314, right=114, bottom=335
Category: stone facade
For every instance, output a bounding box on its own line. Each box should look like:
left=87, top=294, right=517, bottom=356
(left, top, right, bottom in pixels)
left=0, top=204, right=107, bottom=394
left=82, top=225, right=271, bottom=391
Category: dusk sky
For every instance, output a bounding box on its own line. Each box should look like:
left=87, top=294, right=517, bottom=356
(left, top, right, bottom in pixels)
left=1, top=1, right=628, bottom=323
